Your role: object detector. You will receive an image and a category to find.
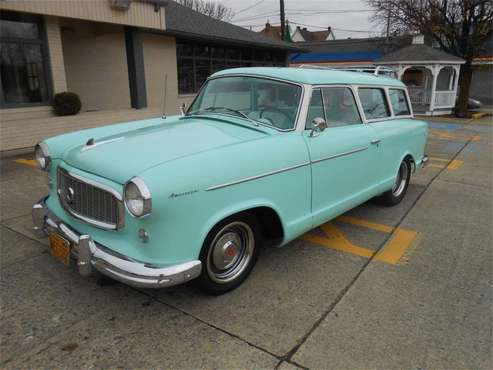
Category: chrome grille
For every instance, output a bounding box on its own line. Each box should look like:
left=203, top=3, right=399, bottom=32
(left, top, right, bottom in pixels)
left=57, top=167, right=123, bottom=229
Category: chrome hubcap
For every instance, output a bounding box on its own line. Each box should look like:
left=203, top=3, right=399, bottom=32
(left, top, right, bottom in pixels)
left=207, top=221, right=254, bottom=284
left=392, top=161, right=409, bottom=197
left=212, top=233, right=240, bottom=270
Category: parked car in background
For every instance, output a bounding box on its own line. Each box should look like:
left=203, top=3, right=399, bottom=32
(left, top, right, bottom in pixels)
left=33, top=67, right=428, bottom=294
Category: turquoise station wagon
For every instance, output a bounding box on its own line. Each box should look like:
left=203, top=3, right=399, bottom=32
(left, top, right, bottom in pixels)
left=32, top=67, right=428, bottom=294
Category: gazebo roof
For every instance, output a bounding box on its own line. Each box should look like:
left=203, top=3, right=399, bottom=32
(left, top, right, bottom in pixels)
left=375, top=44, right=464, bottom=64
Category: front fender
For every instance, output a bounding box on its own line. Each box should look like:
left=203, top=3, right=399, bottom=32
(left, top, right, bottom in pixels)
left=198, top=198, right=286, bottom=249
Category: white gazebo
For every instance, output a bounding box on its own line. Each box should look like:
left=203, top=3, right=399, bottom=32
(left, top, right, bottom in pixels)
left=375, top=35, right=465, bottom=115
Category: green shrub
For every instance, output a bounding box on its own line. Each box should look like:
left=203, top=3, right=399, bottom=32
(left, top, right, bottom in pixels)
left=52, top=92, right=81, bottom=116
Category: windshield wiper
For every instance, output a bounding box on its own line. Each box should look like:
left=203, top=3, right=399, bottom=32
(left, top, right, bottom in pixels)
left=187, top=106, right=259, bottom=126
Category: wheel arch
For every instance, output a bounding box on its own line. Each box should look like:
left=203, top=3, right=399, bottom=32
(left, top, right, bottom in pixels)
left=399, top=152, right=416, bottom=173
left=199, top=201, right=286, bottom=253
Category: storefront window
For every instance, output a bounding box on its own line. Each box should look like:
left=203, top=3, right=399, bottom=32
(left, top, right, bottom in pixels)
left=176, top=40, right=286, bottom=94
left=0, top=12, right=51, bottom=107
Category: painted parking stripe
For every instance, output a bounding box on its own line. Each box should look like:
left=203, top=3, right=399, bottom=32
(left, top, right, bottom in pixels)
left=301, top=223, right=373, bottom=259
left=14, top=159, right=38, bottom=168
left=430, top=130, right=480, bottom=142
left=301, top=217, right=418, bottom=265
left=375, top=228, right=417, bottom=264
left=337, top=215, right=394, bottom=233
left=428, top=157, right=464, bottom=170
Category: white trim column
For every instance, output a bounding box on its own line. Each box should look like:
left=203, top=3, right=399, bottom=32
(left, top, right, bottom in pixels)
left=428, top=65, right=440, bottom=113
left=397, top=64, right=407, bottom=80
left=452, top=65, right=461, bottom=98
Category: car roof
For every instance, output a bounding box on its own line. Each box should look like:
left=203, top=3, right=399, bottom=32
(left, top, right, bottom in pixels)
left=211, top=67, right=406, bottom=87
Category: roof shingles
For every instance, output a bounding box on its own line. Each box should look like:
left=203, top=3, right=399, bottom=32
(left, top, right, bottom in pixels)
left=164, top=1, right=300, bottom=51
left=375, top=44, right=464, bottom=63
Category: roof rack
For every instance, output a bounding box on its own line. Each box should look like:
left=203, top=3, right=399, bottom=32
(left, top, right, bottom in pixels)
left=297, top=64, right=398, bottom=79
left=297, top=64, right=335, bottom=71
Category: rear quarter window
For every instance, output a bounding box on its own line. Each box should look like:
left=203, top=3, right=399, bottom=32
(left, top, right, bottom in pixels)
left=358, top=88, right=390, bottom=120
left=389, top=89, right=411, bottom=116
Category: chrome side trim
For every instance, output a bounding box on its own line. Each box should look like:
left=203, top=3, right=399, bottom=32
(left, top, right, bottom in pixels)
left=67, top=171, right=123, bottom=201
left=206, top=146, right=368, bottom=192
left=311, top=146, right=368, bottom=164
left=206, top=162, right=310, bottom=191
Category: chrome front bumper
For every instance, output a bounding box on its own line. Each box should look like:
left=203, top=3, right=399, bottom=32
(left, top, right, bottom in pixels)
left=32, top=198, right=202, bottom=288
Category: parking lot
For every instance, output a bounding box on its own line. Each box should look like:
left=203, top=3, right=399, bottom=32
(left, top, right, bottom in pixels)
left=1, top=117, right=492, bottom=369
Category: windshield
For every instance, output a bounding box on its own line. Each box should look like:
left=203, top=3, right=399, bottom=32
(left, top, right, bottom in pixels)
left=188, top=76, right=302, bottom=130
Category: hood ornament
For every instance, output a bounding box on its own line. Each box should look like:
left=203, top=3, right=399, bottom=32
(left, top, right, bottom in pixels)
left=80, top=137, right=124, bottom=152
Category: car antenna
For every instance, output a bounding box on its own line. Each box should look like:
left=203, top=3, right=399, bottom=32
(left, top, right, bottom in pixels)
left=161, top=72, right=167, bottom=119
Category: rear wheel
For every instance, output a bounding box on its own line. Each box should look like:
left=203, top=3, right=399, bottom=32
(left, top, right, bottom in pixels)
left=380, top=159, right=411, bottom=206
left=197, top=214, right=261, bottom=294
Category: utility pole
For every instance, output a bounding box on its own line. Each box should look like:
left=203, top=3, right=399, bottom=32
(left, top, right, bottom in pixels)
left=280, top=0, right=286, bottom=41
left=385, top=1, right=391, bottom=53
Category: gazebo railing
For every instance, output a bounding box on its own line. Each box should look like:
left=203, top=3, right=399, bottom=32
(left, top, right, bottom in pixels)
left=407, top=86, right=431, bottom=105
left=434, top=91, right=456, bottom=108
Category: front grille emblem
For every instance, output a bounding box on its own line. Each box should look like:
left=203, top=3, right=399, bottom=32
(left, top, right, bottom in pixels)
left=66, top=186, right=75, bottom=204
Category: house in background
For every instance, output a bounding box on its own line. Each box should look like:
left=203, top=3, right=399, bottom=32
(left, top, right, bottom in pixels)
left=291, top=26, right=335, bottom=42
left=259, top=22, right=334, bottom=43
left=0, top=0, right=298, bottom=153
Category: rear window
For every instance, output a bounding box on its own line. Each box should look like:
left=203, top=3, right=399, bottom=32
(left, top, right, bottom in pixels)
left=358, top=88, right=390, bottom=120
left=389, top=89, right=411, bottom=116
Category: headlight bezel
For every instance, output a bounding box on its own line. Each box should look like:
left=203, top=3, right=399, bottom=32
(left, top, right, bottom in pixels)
left=123, top=177, right=152, bottom=218
left=34, top=142, right=51, bottom=171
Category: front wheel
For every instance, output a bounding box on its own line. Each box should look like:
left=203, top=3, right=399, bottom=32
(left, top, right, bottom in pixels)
left=197, top=214, right=261, bottom=295
left=379, top=159, right=411, bottom=206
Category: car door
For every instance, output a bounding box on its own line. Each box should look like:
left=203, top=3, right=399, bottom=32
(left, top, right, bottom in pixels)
left=303, top=86, right=380, bottom=227
left=357, top=87, right=411, bottom=192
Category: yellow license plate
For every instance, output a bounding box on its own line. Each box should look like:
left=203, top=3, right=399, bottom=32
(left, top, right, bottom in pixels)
left=49, top=233, right=71, bottom=266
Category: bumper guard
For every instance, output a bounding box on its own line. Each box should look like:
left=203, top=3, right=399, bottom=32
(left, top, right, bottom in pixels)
left=32, top=199, right=202, bottom=288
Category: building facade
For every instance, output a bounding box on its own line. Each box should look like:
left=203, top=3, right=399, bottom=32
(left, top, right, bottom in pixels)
left=0, top=0, right=296, bottom=153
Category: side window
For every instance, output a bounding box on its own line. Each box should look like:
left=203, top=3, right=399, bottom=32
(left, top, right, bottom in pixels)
left=306, top=88, right=324, bottom=129
left=358, top=88, right=390, bottom=120
left=322, top=87, right=362, bottom=126
left=389, top=89, right=411, bottom=116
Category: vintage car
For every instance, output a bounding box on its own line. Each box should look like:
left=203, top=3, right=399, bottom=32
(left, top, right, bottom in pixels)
left=32, top=67, right=428, bottom=294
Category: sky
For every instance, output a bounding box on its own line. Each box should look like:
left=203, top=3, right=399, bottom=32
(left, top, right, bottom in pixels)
left=225, top=0, right=381, bottom=39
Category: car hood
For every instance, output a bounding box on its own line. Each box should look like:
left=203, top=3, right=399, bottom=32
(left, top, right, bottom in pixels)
left=63, top=117, right=269, bottom=184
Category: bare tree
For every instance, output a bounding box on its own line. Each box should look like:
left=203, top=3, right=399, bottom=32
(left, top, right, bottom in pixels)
left=175, top=0, right=234, bottom=21
left=368, top=0, right=493, bottom=116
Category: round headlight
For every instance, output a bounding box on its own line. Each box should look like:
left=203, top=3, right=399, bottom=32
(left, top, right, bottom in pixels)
left=124, top=177, right=152, bottom=217
left=34, top=143, right=51, bottom=170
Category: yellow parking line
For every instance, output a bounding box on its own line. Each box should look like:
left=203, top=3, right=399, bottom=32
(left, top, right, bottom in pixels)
left=446, top=159, right=463, bottom=170
left=14, top=159, right=38, bottom=168
left=430, top=156, right=449, bottom=162
left=302, top=216, right=419, bottom=265
left=301, top=223, right=374, bottom=259
left=430, top=130, right=480, bottom=142
left=337, top=215, right=394, bottom=233
left=375, top=228, right=418, bottom=264
left=428, top=157, right=463, bottom=171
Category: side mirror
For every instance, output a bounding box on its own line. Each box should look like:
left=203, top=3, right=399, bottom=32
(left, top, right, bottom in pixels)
left=310, top=117, right=327, bottom=137
left=179, top=103, right=186, bottom=116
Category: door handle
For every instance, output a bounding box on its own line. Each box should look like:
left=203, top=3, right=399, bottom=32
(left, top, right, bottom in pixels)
left=371, top=139, right=381, bottom=145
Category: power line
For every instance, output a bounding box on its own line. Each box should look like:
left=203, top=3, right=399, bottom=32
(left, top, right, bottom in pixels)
left=233, top=9, right=373, bottom=23
left=288, top=21, right=373, bottom=33
left=234, top=0, right=267, bottom=16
